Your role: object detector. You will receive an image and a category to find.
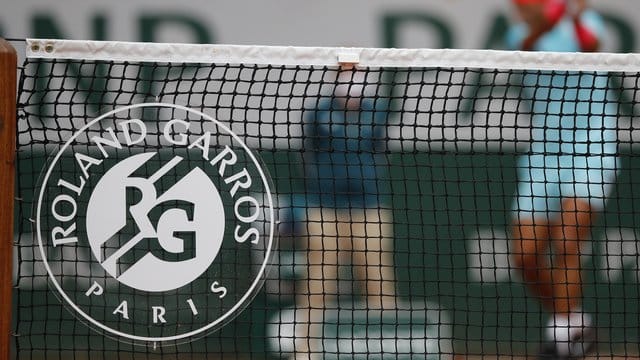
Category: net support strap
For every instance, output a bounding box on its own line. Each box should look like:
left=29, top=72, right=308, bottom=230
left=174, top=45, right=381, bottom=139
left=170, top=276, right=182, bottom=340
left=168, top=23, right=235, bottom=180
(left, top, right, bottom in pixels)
left=0, top=38, right=17, bottom=360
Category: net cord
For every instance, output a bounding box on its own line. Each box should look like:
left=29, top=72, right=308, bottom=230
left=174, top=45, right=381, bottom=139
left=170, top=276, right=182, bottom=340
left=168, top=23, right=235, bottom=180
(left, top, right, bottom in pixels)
left=26, top=38, right=640, bottom=72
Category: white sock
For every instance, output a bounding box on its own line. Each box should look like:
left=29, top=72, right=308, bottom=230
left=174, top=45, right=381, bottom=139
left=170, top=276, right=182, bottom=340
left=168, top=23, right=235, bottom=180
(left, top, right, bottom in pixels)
left=545, top=311, right=592, bottom=355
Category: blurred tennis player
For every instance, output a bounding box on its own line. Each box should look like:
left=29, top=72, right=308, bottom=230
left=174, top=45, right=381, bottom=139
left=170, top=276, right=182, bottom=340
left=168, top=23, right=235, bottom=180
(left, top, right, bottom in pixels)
left=507, top=0, right=619, bottom=358
left=294, top=69, right=396, bottom=358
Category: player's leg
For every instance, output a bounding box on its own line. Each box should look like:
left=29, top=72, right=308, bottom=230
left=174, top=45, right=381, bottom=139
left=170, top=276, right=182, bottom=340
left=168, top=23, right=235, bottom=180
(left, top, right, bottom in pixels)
left=351, top=208, right=396, bottom=308
left=295, top=208, right=341, bottom=357
left=511, top=155, right=561, bottom=311
left=511, top=216, right=555, bottom=310
left=542, top=155, right=618, bottom=358
left=552, top=154, right=617, bottom=315
left=549, top=198, right=594, bottom=314
left=542, top=197, right=595, bottom=358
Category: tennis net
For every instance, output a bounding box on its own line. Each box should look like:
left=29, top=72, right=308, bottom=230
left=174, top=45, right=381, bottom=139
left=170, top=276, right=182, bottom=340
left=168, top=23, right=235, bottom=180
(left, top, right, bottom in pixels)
left=6, top=38, right=640, bottom=359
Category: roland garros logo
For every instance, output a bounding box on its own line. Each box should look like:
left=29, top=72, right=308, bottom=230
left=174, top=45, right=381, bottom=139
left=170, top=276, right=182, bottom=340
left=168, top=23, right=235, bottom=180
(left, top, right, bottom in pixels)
left=36, top=103, right=275, bottom=344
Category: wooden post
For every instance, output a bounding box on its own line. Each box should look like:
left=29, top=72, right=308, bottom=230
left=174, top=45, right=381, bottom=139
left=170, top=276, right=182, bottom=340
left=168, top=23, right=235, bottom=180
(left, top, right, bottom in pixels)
left=0, top=38, right=17, bottom=360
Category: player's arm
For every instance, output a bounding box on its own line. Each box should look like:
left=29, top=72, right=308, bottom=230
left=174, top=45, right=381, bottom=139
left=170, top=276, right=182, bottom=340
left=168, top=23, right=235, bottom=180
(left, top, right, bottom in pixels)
left=568, top=0, right=600, bottom=52
left=515, top=0, right=567, bottom=51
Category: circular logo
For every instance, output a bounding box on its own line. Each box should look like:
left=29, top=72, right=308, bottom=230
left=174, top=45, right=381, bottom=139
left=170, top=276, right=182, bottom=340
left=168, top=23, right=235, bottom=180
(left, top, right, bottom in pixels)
left=86, top=152, right=225, bottom=292
left=36, top=103, right=276, bottom=344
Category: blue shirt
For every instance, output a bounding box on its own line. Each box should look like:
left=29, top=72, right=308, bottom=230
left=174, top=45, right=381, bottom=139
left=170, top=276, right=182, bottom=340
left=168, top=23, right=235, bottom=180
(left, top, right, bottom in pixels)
left=506, top=10, right=617, bottom=156
left=278, top=193, right=311, bottom=235
left=303, top=96, right=389, bottom=208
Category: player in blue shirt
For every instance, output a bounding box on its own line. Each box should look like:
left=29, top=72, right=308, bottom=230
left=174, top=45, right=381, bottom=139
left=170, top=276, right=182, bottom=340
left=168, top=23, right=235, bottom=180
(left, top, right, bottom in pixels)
left=303, top=75, right=389, bottom=210
left=294, top=69, right=396, bottom=356
left=507, top=0, right=619, bottom=358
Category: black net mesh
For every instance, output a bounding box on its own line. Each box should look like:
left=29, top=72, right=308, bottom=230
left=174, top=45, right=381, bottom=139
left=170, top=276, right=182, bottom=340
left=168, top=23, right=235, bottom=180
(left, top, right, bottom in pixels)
left=13, top=48, right=640, bottom=359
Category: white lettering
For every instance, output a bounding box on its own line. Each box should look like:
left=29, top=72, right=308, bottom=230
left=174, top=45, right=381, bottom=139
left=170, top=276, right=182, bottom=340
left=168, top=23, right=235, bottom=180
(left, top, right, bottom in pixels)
left=210, top=146, right=237, bottom=176
left=225, top=168, right=252, bottom=197
left=57, top=178, right=85, bottom=196
left=188, top=132, right=212, bottom=160
left=234, top=196, right=260, bottom=223
left=51, top=223, right=77, bottom=247
left=210, top=281, right=228, bottom=299
left=84, top=281, right=104, bottom=297
left=113, top=301, right=130, bottom=320
left=51, top=194, right=77, bottom=223
left=164, top=119, right=190, bottom=145
left=152, top=306, right=167, bottom=324
left=186, top=298, right=198, bottom=316
left=234, top=226, right=260, bottom=245
left=91, top=127, right=122, bottom=158
left=119, top=118, right=147, bottom=146
left=75, top=152, right=103, bottom=179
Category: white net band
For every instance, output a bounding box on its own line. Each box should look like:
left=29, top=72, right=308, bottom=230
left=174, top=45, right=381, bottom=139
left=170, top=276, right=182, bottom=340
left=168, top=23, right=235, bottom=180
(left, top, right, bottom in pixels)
left=26, top=38, right=640, bottom=72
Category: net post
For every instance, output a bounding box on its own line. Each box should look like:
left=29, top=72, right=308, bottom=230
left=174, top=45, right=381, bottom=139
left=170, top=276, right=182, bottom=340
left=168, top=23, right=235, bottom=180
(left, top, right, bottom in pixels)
left=0, top=38, right=17, bottom=360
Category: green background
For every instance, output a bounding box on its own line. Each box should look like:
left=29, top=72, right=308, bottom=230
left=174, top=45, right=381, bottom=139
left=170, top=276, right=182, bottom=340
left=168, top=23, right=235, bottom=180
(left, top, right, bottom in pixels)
left=15, top=150, right=640, bottom=358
